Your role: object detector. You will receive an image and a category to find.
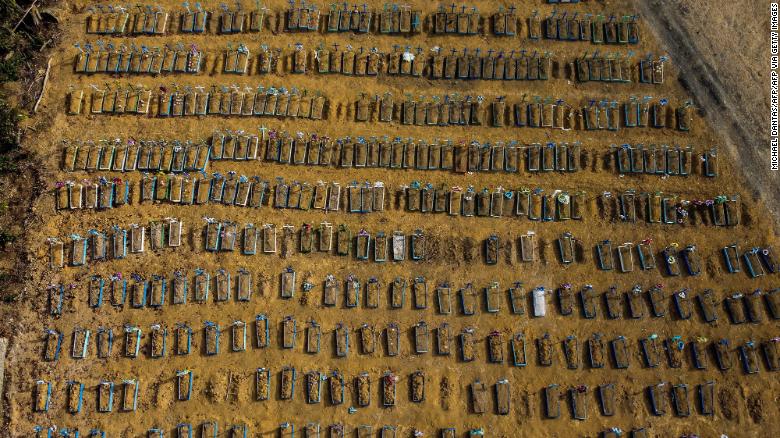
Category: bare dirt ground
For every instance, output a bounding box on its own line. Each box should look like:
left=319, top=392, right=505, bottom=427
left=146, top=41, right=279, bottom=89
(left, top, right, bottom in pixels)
left=2, top=1, right=780, bottom=438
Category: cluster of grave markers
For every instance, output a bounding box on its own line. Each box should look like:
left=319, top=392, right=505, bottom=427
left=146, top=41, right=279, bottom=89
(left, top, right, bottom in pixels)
left=47, top=221, right=770, bottom=281
left=71, top=39, right=670, bottom=87
left=61, top=134, right=721, bottom=177
left=82, top=2, right=642, bottom=41
left=67, top=83, right=695, bottom=130
left=66, top=82, right=328, bottom=119
left=52, top=173, right=737, bottom=235
left=35, top=1, right=777, bottom=437
left=354, top=93, right=692, bottom=130
left=37, top=272, right=780, bottom=429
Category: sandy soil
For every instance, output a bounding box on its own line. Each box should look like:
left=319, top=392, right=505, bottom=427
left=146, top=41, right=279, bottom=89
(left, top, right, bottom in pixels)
left=3, top=1, right=780, bottom=437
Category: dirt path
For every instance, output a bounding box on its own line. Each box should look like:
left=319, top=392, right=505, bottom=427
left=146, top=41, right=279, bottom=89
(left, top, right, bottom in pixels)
left=633, top=0, right=780, bottom=230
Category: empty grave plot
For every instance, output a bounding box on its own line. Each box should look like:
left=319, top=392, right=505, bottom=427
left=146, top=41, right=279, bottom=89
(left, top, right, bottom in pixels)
left=8, top=1, right=780, bottom=437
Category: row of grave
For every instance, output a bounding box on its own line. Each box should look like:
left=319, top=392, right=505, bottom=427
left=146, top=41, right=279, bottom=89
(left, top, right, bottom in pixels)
left=72, top=43, right=557, bottom=80
left=65, top=85, right=327, bottom=119
left=29, top=371, right=723, bottom=424
left=353, top=94, right=693, bottom=131
left=54, top=178, right=730, bottom=223
left=48, top=223, right=430, bottom=266
left=47, top=219, right=185, bottom=268
left=51, top=176, right=580, bottom=223
left=31, top=370, right=484, bottom=413
left=46, top=265, right=780, bottom=327
left=596, top=241, right=777, bottom=278
left=41, top=305, right=780, bottom=375
left=54, top=177, right=388, bottom=212
left=70, top=226, right=770, bottom=273
left=604, top=192, right=738, bottom=226
left=59, top=137, right=717, bottom=178
left=67, top=86, right=694, bottom=132
left=30, top=424, right=485, bottom=438
left=83, top=3, right=639, bottom=42
left=48, top=224, right=758, bottom=274
left=30, top=424, right=660, bottom=438
left=60, top=135, right=719, bottom=177
left=72, top=42, right=664, bottom=85
left=57, top=256, right=780, bottom=315
left=30, top=424, right=651, bottom=438
left=51, top=176, right=738, bottom=231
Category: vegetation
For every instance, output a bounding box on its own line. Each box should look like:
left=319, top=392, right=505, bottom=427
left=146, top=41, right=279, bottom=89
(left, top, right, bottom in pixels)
left=0, top=97, right=21, bottom=153
left=0, top=32, right=23, bottom=83
left=0, top=1, right=54, bottom=156
left=0, top=1, right=47, bottom=82
left=0, top=230, right=15, bottom=248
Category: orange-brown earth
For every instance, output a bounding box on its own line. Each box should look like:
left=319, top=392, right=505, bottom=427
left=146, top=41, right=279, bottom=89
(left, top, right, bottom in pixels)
left=3, top=1, right=780, bottom=437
